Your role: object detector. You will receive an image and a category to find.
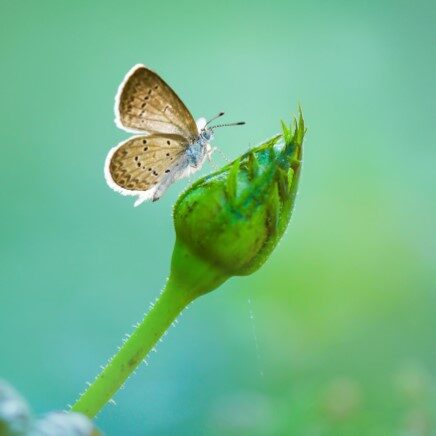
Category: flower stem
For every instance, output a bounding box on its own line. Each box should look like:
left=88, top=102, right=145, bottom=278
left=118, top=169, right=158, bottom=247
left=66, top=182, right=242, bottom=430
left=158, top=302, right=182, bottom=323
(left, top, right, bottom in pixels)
left=71, top=276, right=193, bottom=418
left=70, top=114, right=304, bottom=420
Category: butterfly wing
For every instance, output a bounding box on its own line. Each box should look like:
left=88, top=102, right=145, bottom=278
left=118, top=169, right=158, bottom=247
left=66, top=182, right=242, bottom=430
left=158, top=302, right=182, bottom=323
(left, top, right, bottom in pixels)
left=104, top=134, right=189, bottom=205
left=115, top=64, right=199, bottom=139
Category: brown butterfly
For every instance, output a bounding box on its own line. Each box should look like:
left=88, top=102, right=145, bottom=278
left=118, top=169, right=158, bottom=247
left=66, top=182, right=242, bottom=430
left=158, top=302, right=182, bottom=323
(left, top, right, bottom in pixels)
left=104, top=64, right=244, bottom=206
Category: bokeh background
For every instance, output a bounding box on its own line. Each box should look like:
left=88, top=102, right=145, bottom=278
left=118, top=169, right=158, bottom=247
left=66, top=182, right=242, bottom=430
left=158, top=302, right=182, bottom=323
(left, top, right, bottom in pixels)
left=1, top=1, right=435, bottom=434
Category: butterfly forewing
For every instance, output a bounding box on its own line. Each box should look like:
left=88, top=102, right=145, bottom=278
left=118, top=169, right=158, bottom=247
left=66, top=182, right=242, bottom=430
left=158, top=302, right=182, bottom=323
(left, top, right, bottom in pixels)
left=116, top=65, right=198, bottom=140
left=108, top=134, right=188, bottom=192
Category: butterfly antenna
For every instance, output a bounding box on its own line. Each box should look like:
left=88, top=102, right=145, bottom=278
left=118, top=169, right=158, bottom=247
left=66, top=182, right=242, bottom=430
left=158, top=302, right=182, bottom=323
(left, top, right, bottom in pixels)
left=205, top=112, right=225, bottom=126
left=210, top=121, right=245, bottom=129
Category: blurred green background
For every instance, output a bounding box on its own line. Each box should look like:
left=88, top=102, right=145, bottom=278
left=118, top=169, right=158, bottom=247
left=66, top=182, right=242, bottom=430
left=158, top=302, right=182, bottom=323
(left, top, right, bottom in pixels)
left=1, top=0, right=435, bottom=434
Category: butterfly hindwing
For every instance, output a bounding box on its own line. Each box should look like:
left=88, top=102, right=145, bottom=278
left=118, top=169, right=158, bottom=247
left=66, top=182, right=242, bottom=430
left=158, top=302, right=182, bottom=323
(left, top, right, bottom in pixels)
left=105, top=134, right=188, bottom=195
left=115, top=65, right=198, bottom=139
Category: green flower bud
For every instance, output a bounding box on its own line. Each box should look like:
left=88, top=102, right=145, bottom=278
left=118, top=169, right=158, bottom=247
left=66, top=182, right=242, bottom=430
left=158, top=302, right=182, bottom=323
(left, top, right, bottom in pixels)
left=71, top=112, right=306, bottom=420
left=170, top=110, right=305, bottom=300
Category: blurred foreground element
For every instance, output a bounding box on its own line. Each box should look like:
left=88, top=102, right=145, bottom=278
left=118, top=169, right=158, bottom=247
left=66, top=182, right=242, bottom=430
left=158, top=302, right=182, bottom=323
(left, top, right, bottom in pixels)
left=0, top=380, right=99, bottom=436
left=0, top=381, right=30, bottom=436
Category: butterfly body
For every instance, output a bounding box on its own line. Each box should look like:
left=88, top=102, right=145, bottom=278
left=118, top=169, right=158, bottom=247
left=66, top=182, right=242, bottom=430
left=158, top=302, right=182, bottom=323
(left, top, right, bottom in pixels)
left=186, top=128, right=214, bottom=167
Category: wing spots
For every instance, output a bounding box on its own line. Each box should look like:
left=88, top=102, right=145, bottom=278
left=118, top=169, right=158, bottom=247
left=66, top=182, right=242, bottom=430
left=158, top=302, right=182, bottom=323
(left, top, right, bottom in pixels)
left=167, top=140, right=171, bottom=145
left=148, top=89, right=152, bottom=95
left=153, top=171, right=158, bottom=176
left=141, top=102, right=147, bottom=108
left=165, top=169, right=170, bottom=173
left=154, top=85, right=158, bottom=90
left=142, top=139, right=147, bottom=144
left=137, top=162, right=141, bottom=168
left=134, top=156, right=139, bottom=161
left=148, top=168, right=152, bottom=171
left=143, top=146, right=148, bottom=151
left=166, top=153, right=170, bottom=156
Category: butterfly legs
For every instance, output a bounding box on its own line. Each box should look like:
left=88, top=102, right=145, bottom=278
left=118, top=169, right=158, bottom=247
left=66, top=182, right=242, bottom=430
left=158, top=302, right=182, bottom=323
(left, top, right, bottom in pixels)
left=213, top=145, right=230, bottom=163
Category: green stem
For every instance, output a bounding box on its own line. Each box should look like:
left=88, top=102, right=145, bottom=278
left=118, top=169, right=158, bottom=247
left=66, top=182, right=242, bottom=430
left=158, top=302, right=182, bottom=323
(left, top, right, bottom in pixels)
left=71, top=276, right=193, bottom=418
left=71, top=239, right=228, bottom=418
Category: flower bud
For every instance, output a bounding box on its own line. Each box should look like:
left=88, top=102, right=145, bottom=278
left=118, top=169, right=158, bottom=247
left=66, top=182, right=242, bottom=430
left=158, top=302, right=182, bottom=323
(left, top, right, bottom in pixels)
left=170, top=111, right=305, bottom=300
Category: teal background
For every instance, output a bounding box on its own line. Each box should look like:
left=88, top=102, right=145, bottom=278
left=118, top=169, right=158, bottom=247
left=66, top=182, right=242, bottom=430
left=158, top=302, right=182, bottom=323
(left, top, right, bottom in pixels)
left=1, top=1, right=435, bottom=434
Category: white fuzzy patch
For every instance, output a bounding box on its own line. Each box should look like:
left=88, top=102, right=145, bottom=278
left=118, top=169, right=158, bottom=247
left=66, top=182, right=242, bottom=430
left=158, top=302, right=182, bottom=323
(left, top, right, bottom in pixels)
left=196, top=117, right=207, bottom=133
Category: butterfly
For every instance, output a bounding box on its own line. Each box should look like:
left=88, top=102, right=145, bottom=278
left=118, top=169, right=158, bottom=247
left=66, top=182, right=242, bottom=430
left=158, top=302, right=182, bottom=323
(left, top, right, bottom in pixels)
left=104, top=64, right=245, bottom=206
